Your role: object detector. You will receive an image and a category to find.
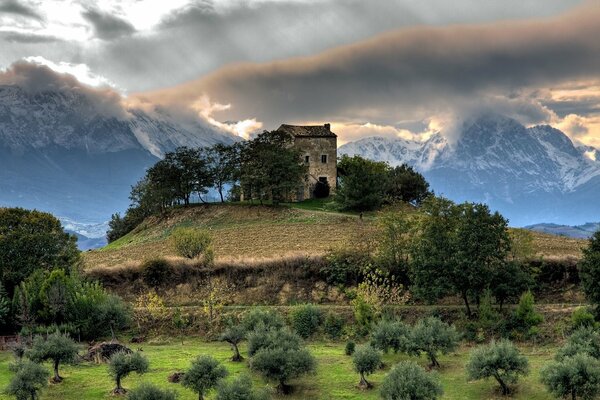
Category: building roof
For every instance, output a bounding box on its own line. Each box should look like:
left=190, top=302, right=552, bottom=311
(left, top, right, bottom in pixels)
left=277, top=123, right=337, bottom=138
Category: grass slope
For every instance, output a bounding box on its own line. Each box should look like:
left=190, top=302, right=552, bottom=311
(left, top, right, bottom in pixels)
left=0, top=340, right=557, bottom=400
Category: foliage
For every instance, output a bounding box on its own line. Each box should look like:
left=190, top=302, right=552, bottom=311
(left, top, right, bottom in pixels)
left=182, top=355, right=228, bottom=400
left=321, top=247, right=368, bottom=286
left=572, top=308, right=597, bottom=330
left=352, top=345, right=381, bottom=388
left=0, top=207, right=79, bottom=294
left=242, top=309, right=284, bottom=332
left=38, top=269, right=73, bottom=324
left=580, top=230, right=600, bottom=318
left=345, top=341, right=356, bottom=356
left=556, top=327, right=600, bottom=361
left=290, top=304, right=322, bottom=339
left=219, top=323, right=246, bottom=362
left=127, top=383, right=177, bottom=400
left=27, top=332, right=78, bottom=383
left=0, top=282, right=11, bottom=326
left=216, top=374, right=269, bottom=400
left=541, top=353, right=600, bottom=400
left=170, top=227, right=213, bottom=261
left=490, top=261, right=532, bottom=310
left=376, top=211, right=415, bottom=284
left=5, top=360, right=50, bottom=400
left=335, top=155, right=390, bottom=211
left=133, top=290, right=168, bottom=335
left=108, top=352, right=149, bottom=393
left=351, top=295, right=377, bottom=337
left=509, top=229, right=535, bottom=260
left=323, top=313, right=345, bottom=340
left=466, top=340, right=529, bottom=395
left=370, top=319, right=411, bottom=354
left=205, top=143, right=241, bottom=203
left=386, top=164, right=432, bottom=206
left=247, top=328, right=302, bottom=357
left=380, top=361, right=443, bottom=400
left=407, top=317, right=459, bottom=368
left=511, top=291, right=543, bottom=338
left=140, top=258, right=171, bottom=287
left=475, top=290, right=500, bottom=340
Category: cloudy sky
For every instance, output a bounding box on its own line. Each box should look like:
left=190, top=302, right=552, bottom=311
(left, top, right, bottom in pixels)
left=1, top=0, right=599, bottom=146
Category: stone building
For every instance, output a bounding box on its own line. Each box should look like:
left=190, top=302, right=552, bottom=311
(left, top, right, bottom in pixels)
left=276, top=123, right=337, bottom=201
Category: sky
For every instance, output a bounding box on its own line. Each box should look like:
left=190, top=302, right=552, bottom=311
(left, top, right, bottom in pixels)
left=0, top=0, right=599, bottom=146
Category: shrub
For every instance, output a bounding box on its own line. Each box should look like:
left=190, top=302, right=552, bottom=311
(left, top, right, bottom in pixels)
left=579, top=231, right=600, bottom=318
left=556, top=327, right=600, bottom=360
left=321, top=248, right=367, bottom=286
left=219, top=324, right=246, bottom=362
left=141, top=258, right=171, bottom=287
left=352, top=295, right=377, bottom=337
left=291, top=304, right=322, bottom=339
left=466, top=340, right=529, bottom=395
left=182, top=355, right=228, bottom=400
left=323, top=313, right=345, bottom=340
left=27, top=332, right=78, bottom=383
left=242, top=309, right=284, bottom=332
left=108, top=352, right=149, bottom=394
left=345, top=341, right=356, bottom=356
left=352, top=345, right=381, bottom=389
left=250, top=346, right=315, bottom=394
left=216, top=374, right=269, bottom=400
left=541, top=353, right=600, bottom=400
left=5, top=360, right=50, bottom=400
left=370, top=319, right=410, bottom=354
left=247, top=328, right=302, bottom=357
left=127, top=383, right=177, bottom=400
left=380, top=361, right=443, bottom=400
left=511, top=291, right=543, bottom=338
left=408, top=317, right=459, bottom=368
left=572, top=307, right=597, bottom=330
left=170, top=228, right=213, bottom=261
left=9, top=343, right=27, bottom=361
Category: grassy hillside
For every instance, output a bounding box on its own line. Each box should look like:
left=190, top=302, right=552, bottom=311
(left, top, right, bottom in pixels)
left=83, top=202, right=586, bottom=270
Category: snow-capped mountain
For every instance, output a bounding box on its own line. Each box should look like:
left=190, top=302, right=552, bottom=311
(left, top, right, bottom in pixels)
left=0, top=84, right=237, bottom=237
left=340, top=114, right=600, bottom=226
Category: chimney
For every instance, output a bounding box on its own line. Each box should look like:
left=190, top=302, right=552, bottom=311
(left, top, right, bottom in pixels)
left=324, top=123, right=330, bottom=131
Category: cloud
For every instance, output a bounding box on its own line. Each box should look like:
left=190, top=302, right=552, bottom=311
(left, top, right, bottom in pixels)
left=0, top=0, right=43, bottom=21
left=2, top=32, right=60, bottom=43
left=81, top=8, right=136, bottom=40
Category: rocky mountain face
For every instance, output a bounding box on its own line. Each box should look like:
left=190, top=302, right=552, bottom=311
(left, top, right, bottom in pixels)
left=0, top=84, right=236, bottom=232
left=339, top=115, right=600, bottom=226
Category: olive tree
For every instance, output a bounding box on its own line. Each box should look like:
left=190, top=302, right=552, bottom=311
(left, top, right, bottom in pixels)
left=466, top=340, right=529, bottom=395
left=182, top=355, right=228, bottom=400
left=242, top=309, right=284, bottom=332
left=219, top=324, right=246, bottom=362
left=216, top=374, right=269, bottom=400
left=541, top=353, right=600, bottom=400
left=408, top=317, right=459, bottom=368
left=108, top=352, right=149, bottom=394
left=380, top=361, right=443, bottom=400
left=127, top=383, right=177, bottom=400
left=27, top=332, right=78, bottom=383
left=352, top=345, right=381, bottom=389
left=370, top=319, right=410, bottom=354
left=5, top=360, right=49, bottom=400
left=556, top=327, right=600, bottom=361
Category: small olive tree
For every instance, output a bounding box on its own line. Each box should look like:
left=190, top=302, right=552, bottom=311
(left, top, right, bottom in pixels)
left=556, top=327, right=600, bottom=361
left=5, top=360, right=50, bottom=400
left=182, top=355, right=228, bottom=400
left=466, top=340, right=529, bottom=395
left=380, top=361, right=443, bottom=400
left=127, top=383, right=177, bottom=400
left=216, top=374, right=269, bottom=400
left=408, top=317, right=459, bottom=368
left=370, top=319, right=411, bottom=354
left=541, top=353, right=600, bottom=400
left=27, top=332, right=78, bottom=383
left=352, top=345, right=381, bottom=389
left=219, top=324, right=246, bottom=362
left=108, top=352, right=149, bottom=394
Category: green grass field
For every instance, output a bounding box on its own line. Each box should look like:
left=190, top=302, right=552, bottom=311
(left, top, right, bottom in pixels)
left=0, top=339, right=558, bottom=400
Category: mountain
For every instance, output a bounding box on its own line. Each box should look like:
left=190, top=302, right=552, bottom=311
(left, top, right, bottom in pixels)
left=525, top=222, right=599, bottom=239
left=339, top=114, right=600, bottom=226
left=0, top=84, right=237, bottom=238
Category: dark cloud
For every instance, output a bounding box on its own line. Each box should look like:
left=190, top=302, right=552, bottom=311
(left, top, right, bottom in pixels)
left=81, top=8, right=136, bottom=40
left=133, top=2, right=600, bottom=130
left=0, top=0, right=43, bottom=20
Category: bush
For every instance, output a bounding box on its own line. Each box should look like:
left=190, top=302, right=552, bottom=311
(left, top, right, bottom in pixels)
left=579, top=231, right=600, bottom=318
left=511, top=291, right=543, bottom=338
left=556, top=327, right=600, bottom=360
left=247, top=328, right=302, bottom=357
left=323, top=313, right=345, bottom=340
left=127, top=383, right=177, bottom=400
left=141, top=258, right=171, bottom=287
left=182, top=355, right=228, bottom=400
left=321, top=248, right=368, bottom=286
left=27, top=332, right=78, bottom=383
left=572, top=307, right=597, bottom=330
left=345, top=341, right=356, bottom=356
left=380, top=361, right=443, bottom=400
left=408, top=317, right=459, bottom=368
left=108, top=352, right=149, bottom=394
left=541, top=353, right=600, bottom=400
left=5, top=360, right=50, bottom=400
left=352, top=345, right=381, bottom=389
left=216, top=374, right=269, bottom=400
left=250, top=346, right=315, bottom=394
left=242, top=309, right=284, bottom=332
left=170, top=228, right=213, bottom=261
left=466, top=340, right=529, bottom=395
left=219, top=323, right=246, bottom=362
left=370, top=319, right=410, bottom=354
left=352, top=295, right=377, bottom=337
left=291, top=304, right=322, bottom=339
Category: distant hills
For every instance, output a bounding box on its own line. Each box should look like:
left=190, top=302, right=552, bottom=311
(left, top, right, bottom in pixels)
left=525, top=222, right=599, bottom=239
left=340, top=114, right=600, bottom=226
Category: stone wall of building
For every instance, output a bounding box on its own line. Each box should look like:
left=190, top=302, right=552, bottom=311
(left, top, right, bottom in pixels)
left=293, top=136, right=337, bottom=200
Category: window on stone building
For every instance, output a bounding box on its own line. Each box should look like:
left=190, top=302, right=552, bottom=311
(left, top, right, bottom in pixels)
left=321, top=154, right=327, bottom=163
left=304, top=155, right=310, bottom=164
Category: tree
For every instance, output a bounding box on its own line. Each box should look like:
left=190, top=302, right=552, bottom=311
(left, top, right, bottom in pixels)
left=171, top=227, right=213, bottom=262
left=38, top=269, right=73, bottom=324
left=490, top=261, right=531, bottom=310
left=408, top=317, right=459, bottom=368
left=370, top=319, right=411, bottom=354
left=247, top=327, right=302, bottom=357
left=335, top=155, right=389, bottom=211
left=0, top=208, right=79, bottom=294
left=511, top=291, right=543, bottom=338
left=386, top=164, right=431, bottom=206
left=541, top=353, right=600, bottom=400
left=220, top=323, right=246, bottom=362
left=216, top=374, right=269, bottom=400
left=5, top=360, right=49, bottom=400
left=27, top=332, right=78, bottom=383
left=0, top=282, right=10, bottom=327
left=182, top=355, right=228, bottom=400
left=466, top=340, right=529, bottom=395
left=556, top=327, right=600, bottom=361
left=380, top=361, right=443, bottom=400
left=352, top=345, right=381, bottom=389
left=579, top=231, right=600, bottom=318
left=376, top=211, right=415, bottom=284
left=290, top=304, right=322, bottom=339
left=108, top=352, right=149, bottom=394
left=206, top=143, right=240, bottom=203
left=127, top=383, right=177, bottom=400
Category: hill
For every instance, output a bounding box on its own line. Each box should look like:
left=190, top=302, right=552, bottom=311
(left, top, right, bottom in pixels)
left=83, top=203, right=586, bottom=270
left=526, top=222, right=600, bottom=239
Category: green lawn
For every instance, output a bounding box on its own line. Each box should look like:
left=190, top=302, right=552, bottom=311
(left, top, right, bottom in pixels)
left=0, top=339, right=557, bottom=399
